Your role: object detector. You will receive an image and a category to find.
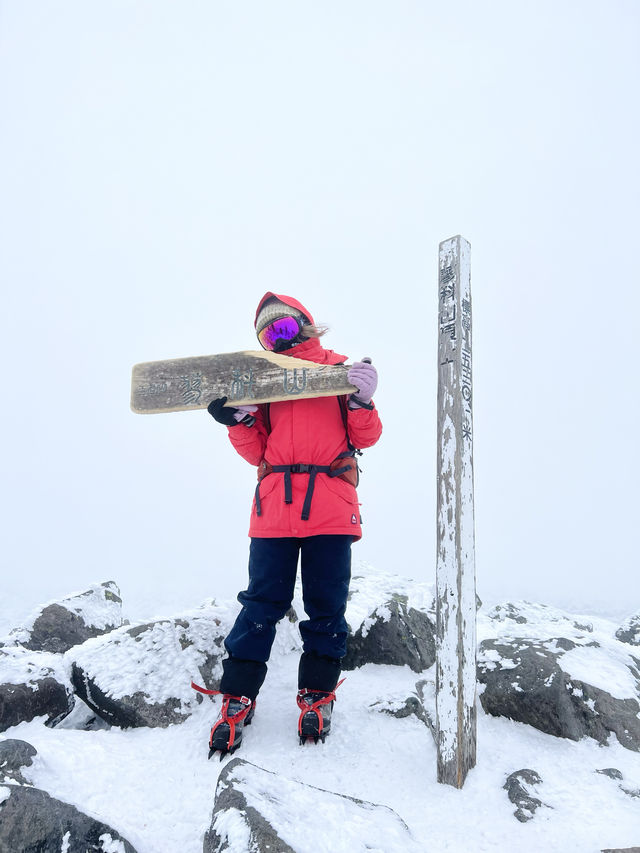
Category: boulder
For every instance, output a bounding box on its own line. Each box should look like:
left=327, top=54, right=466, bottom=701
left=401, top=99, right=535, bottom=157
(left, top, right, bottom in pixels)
left=204, top=758, right=424, bottom=853
left=616, top=613, right=640, bottom=646
left=343, top=597, right=436, bottom=672
left=0, top=785, right=137, bottom=853
left=341, top=567, right=436, bottom=672
left=503, top=769, right=551, bottom=822
left=0, top=739, right=37, bottom=785
left=5, top=581, right=124, bottom=654
left=478, top=636, right=640, bottom=751
left=68, top=602, right=235, bottom=729
left=0, top=645, right=74, bottom=732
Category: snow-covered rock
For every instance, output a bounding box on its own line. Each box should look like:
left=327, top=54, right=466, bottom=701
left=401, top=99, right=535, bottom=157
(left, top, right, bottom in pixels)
left=369, top=677, right=436, bottom=738
left=616, top=612, right=640, bottom=646
left=0, top=785, right=138, bottom=852
left=0, top=739, right=37, bottom=785
left=503, top=769, right=551, bottom=822
left=204, top=758, right=424, bottom=853
left=478, top=602, right=640, bottom=752
left=68, top=601, right=237, bottom=729
left=3, top=581, right=125, bottom=654
left=342, top=567, right=436, bottom=672
left=0, top=644, right=74, bottom=732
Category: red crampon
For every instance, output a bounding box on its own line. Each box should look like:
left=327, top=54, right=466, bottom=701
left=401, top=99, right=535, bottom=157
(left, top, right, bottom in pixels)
left=191, top=680, right=256, bottom=760
left=296, top=678, right=345, bottom=745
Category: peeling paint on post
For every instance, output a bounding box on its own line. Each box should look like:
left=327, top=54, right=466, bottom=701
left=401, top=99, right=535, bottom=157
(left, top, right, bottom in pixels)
left=436, top=235, right=477, bottom=788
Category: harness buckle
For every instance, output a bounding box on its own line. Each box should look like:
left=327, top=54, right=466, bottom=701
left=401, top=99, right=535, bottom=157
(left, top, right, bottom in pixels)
left=291, top=463, right=313, bottom=474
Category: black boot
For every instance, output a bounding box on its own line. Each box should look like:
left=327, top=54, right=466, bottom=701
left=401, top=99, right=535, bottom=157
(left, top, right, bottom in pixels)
left=297, top=680, right=344, bottom=744
left=208, top=694, right=256, bottom=760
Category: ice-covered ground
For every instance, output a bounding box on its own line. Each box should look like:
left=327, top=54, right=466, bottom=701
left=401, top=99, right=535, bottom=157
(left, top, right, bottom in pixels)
left=2, top=585, right=640, bottom=853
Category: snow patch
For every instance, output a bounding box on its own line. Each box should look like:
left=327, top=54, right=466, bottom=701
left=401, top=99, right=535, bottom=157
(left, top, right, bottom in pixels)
left=560, top=645, right=640, bottom=700
left=211, top=808, right=257, bottom=853
left=99, top=834, right=127, bottom=853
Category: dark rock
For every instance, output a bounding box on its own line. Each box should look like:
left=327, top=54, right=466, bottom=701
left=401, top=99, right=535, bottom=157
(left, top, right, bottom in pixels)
left=616, top=613, right=640, bottom=646
left=369, top=679, right=436, bottom=739
left=478, top=638, right=640, bottom=751
left=503, top=769, right=551, bottom=822
left=205, top=758, right=423, bottom=853
left=601, top=848, right=640, bottom=852
left=0, top=785, right=137, bottom=853
left=0, top=676, right=74, bottom=733
left=68, top=608, right=230, bottom=729
left=343, top=598, right=436, bottom=673
left=596, top=768, right=624, bottom=780
left=9, top=582, right=124, bottom=654
left=0, top=739, right=37, bottom=785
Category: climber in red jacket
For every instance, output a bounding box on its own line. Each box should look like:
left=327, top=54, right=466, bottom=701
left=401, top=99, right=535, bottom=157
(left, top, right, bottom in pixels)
left=204, top=292, right=382, bottom=756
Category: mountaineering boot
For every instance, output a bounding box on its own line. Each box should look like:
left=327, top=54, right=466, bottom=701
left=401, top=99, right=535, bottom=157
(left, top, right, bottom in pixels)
left=208, top=694, right=256, bottom=760
left=297, top=683, right=343, bottom=744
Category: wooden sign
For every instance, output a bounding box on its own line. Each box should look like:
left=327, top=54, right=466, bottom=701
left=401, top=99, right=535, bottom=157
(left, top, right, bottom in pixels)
left=131, top=350, right=357, bottom=414
left=435, top=235, right=477, bottom=788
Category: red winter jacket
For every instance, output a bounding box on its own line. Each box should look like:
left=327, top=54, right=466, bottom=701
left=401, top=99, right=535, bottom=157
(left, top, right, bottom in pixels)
left=227, top=294, right=382, bottom=541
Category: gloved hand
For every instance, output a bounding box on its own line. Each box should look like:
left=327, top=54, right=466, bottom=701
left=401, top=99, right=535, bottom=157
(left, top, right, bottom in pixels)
left=233, top=404, right=258, bottom=423
left=347, top=358, right=378, bottom=408
left=207, top=397, right=256, bottom=427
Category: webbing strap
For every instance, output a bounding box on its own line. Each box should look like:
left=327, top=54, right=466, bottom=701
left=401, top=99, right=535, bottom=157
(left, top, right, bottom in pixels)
left=256, top=464, right=333, bottom=521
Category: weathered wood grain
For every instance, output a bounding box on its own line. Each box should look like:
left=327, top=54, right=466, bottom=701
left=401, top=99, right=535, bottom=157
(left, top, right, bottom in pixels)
left=435, top=235, right=477, bottom=788
left=131, top=350, right=357, bottom=414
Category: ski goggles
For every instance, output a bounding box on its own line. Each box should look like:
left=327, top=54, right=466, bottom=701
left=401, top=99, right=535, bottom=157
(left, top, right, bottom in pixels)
left=257, top=315, right=303, bottom=351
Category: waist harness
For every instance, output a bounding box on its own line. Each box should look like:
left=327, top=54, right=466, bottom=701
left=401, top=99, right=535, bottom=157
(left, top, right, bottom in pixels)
left=254, top=397, right=361, bottom=522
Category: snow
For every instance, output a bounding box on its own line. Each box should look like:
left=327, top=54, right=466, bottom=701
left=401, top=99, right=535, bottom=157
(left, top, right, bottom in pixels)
left=0, top=786, right=11, bottom=805
left=0, top=643, right=69, bottom=690
left=3, top=582, right=123, bottom=647
left=99, top=834, right=128, bottom=853
left=559, top=644, right=640, bottom=700
left=2, top=576, right=640, bottom=853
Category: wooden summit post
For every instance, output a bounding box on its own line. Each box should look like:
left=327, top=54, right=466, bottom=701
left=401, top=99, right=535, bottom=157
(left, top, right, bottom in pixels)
left=435, top=235, right=477, bottom=788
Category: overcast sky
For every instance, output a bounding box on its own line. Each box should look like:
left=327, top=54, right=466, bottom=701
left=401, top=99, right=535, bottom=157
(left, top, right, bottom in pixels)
left=1, top=1, right=638, bottom=629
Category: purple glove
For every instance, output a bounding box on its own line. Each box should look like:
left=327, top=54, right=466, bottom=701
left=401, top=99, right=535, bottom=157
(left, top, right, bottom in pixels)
left=348, top=359, right=378, bottom=408
left=233, top=404, right=259, bottom=424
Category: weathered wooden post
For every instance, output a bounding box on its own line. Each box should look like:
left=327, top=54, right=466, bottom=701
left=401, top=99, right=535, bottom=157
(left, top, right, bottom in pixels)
left=435, top=235, right=477, bottom=788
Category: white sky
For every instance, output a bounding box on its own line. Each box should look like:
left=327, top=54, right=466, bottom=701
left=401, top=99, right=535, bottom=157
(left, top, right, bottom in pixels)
left=1, top=1, right=638, bottom=628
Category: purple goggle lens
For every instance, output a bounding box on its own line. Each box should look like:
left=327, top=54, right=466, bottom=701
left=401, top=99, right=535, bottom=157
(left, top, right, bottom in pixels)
left=257, top=316, right=302, bottom=351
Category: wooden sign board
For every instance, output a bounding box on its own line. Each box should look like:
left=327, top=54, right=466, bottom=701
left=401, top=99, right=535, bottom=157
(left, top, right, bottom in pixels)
left=131, top=350, right=357, bottom=414
left=435, top=235, right=477, bottom=788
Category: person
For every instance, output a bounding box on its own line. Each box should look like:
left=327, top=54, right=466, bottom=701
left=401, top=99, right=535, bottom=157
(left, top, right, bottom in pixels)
left=203, top=292, right=382, bottom=756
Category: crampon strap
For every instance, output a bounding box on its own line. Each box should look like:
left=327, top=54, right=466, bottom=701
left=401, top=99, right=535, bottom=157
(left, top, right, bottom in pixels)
left=191, top=681, right=254, bottom=751
left=296, top=678, right=345, bottom=736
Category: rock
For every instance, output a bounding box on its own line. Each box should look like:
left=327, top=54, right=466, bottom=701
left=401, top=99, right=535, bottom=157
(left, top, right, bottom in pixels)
left=478, top=637, right=640, bottom=751
left=596, top=768, right=624, bottom=781
left=369, top=679, right=436, bottom=740
left=6, top=582, right=124, bottom=654
left=0, top=644, right=74, bottom=732
left=0, top=739, right=37, bottom=785
left=487, top=601, right=593, bottom=633
left=601, top=849, right=640, bottom=852
left=204, top=758, right=424, bottom=853
left=0, top=784, right=137, bottom=852
left=68, top=602, right=235, bottom=728
left=343, top=597, right=436, bottom=672
left=616, top=612, right=640, bottom=646
left=503, top=769, right=551, bottom=822
left=620, top=786, right=640, bottom=799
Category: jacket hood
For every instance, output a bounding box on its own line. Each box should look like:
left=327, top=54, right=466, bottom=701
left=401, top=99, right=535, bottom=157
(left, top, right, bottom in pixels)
left=254, top=292, right=346, bottom=365
left=254, top=292, right=315, bottom=328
